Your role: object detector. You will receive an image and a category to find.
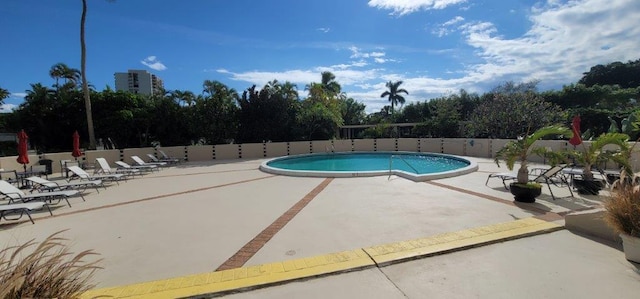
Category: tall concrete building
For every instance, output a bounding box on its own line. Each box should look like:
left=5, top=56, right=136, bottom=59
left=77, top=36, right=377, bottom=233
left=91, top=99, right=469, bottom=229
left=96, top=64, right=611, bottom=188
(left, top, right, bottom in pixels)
left=114, top=70, right=164, bottom=95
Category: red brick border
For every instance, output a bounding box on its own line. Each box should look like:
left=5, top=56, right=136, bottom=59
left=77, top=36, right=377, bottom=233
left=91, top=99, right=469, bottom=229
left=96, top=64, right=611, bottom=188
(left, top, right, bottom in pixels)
left=1, top=175, right=276, bottom=226
left=426, top=181, right=564, bottom=221
left=216, top=178, right=334, bottom=271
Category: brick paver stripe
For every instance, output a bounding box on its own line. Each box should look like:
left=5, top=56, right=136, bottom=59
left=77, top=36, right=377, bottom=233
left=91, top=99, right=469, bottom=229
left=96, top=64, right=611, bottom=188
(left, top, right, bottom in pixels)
left=216, top=178, right=334, bottom=271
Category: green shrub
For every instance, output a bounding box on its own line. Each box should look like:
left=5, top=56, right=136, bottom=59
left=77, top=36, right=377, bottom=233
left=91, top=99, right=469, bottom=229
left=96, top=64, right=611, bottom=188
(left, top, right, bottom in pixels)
left=512, top=182, right=542, bottom=189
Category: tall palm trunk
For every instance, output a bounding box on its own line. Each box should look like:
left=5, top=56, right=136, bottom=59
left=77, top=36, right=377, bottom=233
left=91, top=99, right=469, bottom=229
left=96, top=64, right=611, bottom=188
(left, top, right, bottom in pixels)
left=81, top=0, right=96, bottom=149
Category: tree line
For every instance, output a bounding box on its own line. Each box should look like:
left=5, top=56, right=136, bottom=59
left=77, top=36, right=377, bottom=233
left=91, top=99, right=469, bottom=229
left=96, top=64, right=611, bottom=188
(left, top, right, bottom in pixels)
left=0, top=59, right=639, bottom=153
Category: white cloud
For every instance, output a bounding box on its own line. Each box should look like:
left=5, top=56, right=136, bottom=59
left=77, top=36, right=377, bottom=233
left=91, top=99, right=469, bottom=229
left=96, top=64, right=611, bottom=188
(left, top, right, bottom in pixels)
left=219, top=69, right=319, bottom=87
left=348, top=47, right=395, bottom=64
left=331, top=61, right=369, bottom=69
left=349, top=46, right=387, bottom=59
left=141, top=56, right=167, bottom=71
left=219, top=65, right=383, bottom=89
left=0, top=104, right=18, bottom=112
left=443, top=16, right=464, bottom=27
left=9, top=92, right=26, bottom=99
left=351, top=61, right=369, bottom=67
left=317, top=27, right=330, bottom=33
left=368, top=0, right=468, bottom=16
left=217, top=0, right=640, bottom=113
left=455, top=0, right=640, bottom=86
left=432, top=16, right=465, bottom=37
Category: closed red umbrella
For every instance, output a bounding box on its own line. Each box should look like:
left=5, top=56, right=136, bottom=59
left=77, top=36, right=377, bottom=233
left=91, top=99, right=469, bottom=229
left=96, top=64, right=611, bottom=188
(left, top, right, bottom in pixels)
left=16, top=129, right=29, bottom=171
left=72, top=130, right=83, bottom=159
left=569, top=115, right=582, bottom=146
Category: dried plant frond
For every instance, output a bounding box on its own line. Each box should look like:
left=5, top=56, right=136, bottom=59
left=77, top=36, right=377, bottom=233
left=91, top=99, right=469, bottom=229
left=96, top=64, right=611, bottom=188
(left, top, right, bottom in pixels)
left=0, top=230, right=102, bottom=299
left=605, top=176, right=640, bottom=238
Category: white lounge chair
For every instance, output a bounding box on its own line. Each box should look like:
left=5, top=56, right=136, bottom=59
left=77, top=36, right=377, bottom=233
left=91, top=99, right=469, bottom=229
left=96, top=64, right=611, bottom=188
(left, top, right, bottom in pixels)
left=532, top=165, right=574, bottom=200
left=159, top=150, right=183, bottom=163
left=0, top=180, right=80, bottom=207
left=131, top=155, right=167, bottom=167
left=485, top=172, right=517, bottom=190
left=115, top=161, right=157, bottom=173
left=486, top=166, right=574, bottom=200
left=26, top=176, right=104, bottom=193
left=67, top=165, right=125, bottom=185
left=147, top=153, right=179, bottom=164
left=0, top=202, right=52, bottom=224
left=95, top=158, right=142, bottom=177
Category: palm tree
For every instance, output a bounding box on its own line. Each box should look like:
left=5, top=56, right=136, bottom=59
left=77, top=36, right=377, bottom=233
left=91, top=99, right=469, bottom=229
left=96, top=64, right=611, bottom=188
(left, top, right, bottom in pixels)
left=202, top=80, right=238, bottom=106
left=49, top=63, right=64, bottom=89
left=0, top=87, right=8, bottom=103
left=280, top=81, right=299, bottom=101
left=25, top=83, right=56, bottom=102
left=305, top=72, right=341, bottom=97
left=495, top=125, right=573, bottom=184
left=49, top=63, right=81, bottom=89
left=203, top=80, right=236, bottom=97
left=170, top=90, right=196, bottom=106
left=266, top=80, right=299, bottom=101
left=380, top=81, right=409, bottom=114
left=320, top=71, right=341, bottom=95
left=80, top=0, right=96, bottom=149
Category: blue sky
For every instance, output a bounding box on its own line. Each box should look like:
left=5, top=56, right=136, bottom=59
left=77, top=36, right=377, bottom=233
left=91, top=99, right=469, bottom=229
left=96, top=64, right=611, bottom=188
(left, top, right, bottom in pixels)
left=1, top=0, right=639, bottom=112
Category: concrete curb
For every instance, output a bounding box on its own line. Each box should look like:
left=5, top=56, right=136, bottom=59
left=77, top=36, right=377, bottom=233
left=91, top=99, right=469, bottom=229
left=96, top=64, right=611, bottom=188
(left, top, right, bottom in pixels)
left=81, top=218, right=563, bottom=299
left=364, top=217, right=563, bottom=266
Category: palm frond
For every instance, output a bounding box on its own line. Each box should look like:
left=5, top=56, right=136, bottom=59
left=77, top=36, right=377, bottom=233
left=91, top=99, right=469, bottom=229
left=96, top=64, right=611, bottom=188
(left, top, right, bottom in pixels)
left=525, top=125, right=573, bottom=148
left=396, top=88, right=409, bottom=95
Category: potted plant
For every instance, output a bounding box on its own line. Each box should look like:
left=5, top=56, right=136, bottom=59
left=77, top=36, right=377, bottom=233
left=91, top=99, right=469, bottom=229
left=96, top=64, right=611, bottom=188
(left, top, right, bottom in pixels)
left=604, top=175, right=640, bottom=263
left=568, top=132, right=631, bottom=195
left=494, top=125, right=573, bottom=203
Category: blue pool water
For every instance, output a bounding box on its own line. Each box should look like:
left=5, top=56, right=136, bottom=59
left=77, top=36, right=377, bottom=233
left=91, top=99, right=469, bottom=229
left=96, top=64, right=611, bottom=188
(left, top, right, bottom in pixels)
left=265, top=152, right=470, bottom=174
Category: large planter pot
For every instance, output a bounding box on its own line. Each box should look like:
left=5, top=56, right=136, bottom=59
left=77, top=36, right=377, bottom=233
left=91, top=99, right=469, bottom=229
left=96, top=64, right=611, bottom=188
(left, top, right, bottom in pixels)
left=509, top=183, right=542, bottom=203
left=574, top=178, right=605, bottom=195
left=620, top=233, right=640, bottom=263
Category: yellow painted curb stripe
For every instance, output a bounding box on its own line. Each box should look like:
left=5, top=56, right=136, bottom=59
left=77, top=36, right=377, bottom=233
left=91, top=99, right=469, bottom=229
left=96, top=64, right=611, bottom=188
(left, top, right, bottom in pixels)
left=81, top=249, right=374, bottom=299
left=82, top=218, right=562, bottom=298
left=363, top=218, right=563, bottom=266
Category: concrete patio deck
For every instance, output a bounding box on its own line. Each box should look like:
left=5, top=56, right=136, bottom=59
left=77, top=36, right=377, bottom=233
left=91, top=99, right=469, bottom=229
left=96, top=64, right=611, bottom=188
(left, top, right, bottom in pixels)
left=0, top=156, right=638, bottom=298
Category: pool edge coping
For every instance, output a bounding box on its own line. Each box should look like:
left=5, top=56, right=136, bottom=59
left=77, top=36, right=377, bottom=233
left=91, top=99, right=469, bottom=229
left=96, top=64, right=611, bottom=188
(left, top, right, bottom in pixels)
left=258, top=151, right=478, bottom=182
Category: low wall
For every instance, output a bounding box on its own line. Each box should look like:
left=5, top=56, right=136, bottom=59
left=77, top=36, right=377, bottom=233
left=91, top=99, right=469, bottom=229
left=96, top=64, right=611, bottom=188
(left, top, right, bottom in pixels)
left=565, top=209, right=619, bottom=242
left=2, top=138, right=639, bottom=173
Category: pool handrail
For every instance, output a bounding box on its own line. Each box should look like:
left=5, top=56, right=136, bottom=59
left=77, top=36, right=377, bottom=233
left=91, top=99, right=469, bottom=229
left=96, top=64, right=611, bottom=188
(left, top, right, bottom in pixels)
left=388, top=154, right=420, bottom=179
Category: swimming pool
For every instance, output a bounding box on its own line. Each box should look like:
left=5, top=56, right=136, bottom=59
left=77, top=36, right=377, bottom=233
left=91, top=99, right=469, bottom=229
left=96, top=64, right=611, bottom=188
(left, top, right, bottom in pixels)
left=260, top=152, right=477, bottom=181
